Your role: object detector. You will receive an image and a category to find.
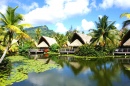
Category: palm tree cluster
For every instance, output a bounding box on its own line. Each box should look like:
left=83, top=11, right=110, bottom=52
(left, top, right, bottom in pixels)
left=90, top=15, right=121, bottom=50
left=0, top=6, right=130, bottom=62
left=0, top=6, right=31, bottom=63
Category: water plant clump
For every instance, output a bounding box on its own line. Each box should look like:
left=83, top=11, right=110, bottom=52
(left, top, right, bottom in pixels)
left=0, top=56, right=60, bottom=86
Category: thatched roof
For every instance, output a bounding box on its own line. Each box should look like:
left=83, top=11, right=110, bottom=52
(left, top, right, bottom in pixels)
left=71, top=33, right=92, bottom=44
left=123, top=38, right=130, bottom=46
left=37, top=41, right=48, bottom=47
left=69, top=39, right=82, bottom=47
left=38, top=36, right=57, bottom=47
left=120, top=30, right=130, bottom=46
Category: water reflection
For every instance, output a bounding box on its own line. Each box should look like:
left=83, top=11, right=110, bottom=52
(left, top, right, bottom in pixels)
left=13, top=54, right=130, bottom=86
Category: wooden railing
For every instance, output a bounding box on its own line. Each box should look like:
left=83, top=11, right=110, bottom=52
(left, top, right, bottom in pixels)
left=113, top=48, right=130, bottom=55
left=59, top=48, right=75, bottom=54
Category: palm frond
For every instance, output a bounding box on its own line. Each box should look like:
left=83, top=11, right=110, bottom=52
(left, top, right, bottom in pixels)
left=122, top=20, right=130, bottom=28
left=120, top=13, right=130, bottom=19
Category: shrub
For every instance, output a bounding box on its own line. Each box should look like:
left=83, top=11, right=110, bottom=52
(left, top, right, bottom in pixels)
left=75, top=44, right=106, bottom=57
left=50, top=43, right=60, bottom=52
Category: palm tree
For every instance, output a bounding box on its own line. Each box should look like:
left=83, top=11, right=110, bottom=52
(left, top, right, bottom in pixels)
left=35, top=28, right=41, bottom=41
left=120, top=13, right=130, bottom=28
left=0, top=6, right=31, bottom=63
left=54, top=33, right=67, bottom=47
left=90, top=15, right=120, bottom=49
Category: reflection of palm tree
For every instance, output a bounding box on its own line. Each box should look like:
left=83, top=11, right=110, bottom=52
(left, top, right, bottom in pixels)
left=120, top=64, right=130, bottom=79
left=45, top=58, right=50, bottom=64
left=51, top=56, right=88, bottom=75
left=87, top=59, right=120, bottom=86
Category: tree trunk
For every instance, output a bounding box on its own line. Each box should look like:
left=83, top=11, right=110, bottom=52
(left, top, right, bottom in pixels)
left=0, top=44, right=9, bottom=63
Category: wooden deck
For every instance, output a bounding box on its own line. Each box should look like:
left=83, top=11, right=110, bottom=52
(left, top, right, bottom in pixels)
left=29, top=49, right=44, bottom=54
left=113, top=48, right=130, bottom=55
left=113, top=52, right=130, bottom=55
left=59, top=48, right=75, bottom=54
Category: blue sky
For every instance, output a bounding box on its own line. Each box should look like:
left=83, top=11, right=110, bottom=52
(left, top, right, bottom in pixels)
left=0, top=0, right=130, bottom=34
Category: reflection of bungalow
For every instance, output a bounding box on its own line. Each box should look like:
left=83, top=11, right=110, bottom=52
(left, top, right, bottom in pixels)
left=69, top=32, right=92, bottom=47
left=37, top=36, right=57, bottom=48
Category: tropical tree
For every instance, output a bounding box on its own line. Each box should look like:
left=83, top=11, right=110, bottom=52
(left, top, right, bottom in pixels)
left=90, top=15, right=120, bottom=50
left=65, top=26, right=79, bottom=42
left=120, top=13, right=130, bottom=28
left=54, top=33, right=67, bottom=47
left=35, top=28, right=41, bottom=41
left=0, top=6, right=31, bottom=63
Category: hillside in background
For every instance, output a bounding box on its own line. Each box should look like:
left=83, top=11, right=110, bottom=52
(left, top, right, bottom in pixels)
left=25, top=25, right=56, bottom=40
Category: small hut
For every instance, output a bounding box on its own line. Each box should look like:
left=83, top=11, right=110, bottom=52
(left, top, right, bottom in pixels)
left=69, top=32, right=92, bottom=48
left=37, top=36, right=57, bottom=49
left=69, top=39, right=82, bottom=47
left=120, top=30, right=130, bottom=47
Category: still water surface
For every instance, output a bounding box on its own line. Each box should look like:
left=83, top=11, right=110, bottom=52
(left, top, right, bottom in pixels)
left=12, top=54, right=130, bottom=86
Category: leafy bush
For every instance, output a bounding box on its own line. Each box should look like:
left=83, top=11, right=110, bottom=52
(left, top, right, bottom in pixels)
left=18, top=41, right=36, bottom=54
left=75, top=44, right=106, bottom=57
left=50, top=43, right=60, bottom=52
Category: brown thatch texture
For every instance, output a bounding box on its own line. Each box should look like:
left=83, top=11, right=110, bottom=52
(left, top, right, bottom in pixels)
left=38, top=36, right=57, bottom=48
left=43, top=36, right=57, bottom=46
left=77, top=33, right=92, bottom=44
left=71, top=33, right=92, bottom=44
left=69, top=39, right=82, bottom=47
left=123, top=38, right=130, bottom=46
left=37, top=41, right=48, bottom=47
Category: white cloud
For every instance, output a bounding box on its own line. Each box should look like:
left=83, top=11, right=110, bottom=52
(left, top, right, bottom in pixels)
left=55, top=23, right=68, bottom=34
left=81, top=19, right=95, bottom=30
left=115, top=23, right=121, bottom=30
left=90, top=0, right=97, bottom=8
left=11, top=0, right=39, bottom=12
left=99, top=0, right=130, bottom=9
left=98, top=15, right=103, bottom=18
left=22, top=2, right=39, bottom=12
left=0, top=5, right=7, bottom=14
left=76, top=26, right=81, bottom=31
left=99, top=0, right=114, bottom=9
left=23, top=0, right=91, bottom=25
left=0, top=0, right=8, bottom=14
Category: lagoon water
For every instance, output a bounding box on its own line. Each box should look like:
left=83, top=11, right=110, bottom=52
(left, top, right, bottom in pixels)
left=12, top=54, right=130, bottom=86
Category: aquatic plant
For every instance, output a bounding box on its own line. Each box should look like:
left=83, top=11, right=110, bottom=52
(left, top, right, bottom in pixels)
left=0, top=56, right=60, bottom=86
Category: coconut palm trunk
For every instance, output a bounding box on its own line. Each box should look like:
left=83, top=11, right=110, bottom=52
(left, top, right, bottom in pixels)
left=0, top=44, right=10, bottom=63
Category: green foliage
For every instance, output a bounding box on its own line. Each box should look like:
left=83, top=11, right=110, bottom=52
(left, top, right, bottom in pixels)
left=0, top=56, right=60, bottom=86
left=54, top=33, right=67, bottom=47
left=75, top=45, right=106, bottom=57
left=90, top=15, right=120, bottom=49
left=25, top=25, right=56, bottom=40
left=18, top=40, right=36, bottom=54
left=50, top=43, right=60, bottom=52
left=65, top=26, right=79, bottom=42
left=0, top=59, right=12, bottom=86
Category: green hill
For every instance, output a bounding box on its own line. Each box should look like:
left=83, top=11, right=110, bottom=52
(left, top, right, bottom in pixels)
left=25, top=25, right=56, bottom=40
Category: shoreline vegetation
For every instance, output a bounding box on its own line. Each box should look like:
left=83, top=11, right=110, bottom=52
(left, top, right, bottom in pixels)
left=0, top=56, right=61, bottom=86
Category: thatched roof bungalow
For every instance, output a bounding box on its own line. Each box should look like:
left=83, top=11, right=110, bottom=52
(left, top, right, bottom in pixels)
left=37, top=36, right=57, bottom=48
left=69, top=33, right=92, bottom=47
left=69, top=39, right=82, bottom=47
left=120, top=30, right=130, bottom=47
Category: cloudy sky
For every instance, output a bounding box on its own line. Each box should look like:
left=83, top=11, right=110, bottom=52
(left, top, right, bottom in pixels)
left=0, top=0, right=130, bottom=34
